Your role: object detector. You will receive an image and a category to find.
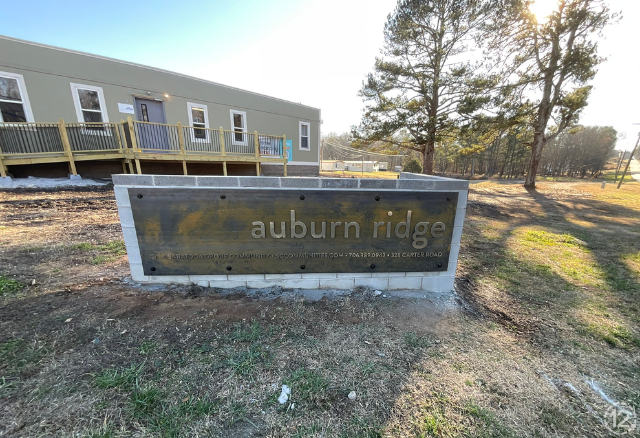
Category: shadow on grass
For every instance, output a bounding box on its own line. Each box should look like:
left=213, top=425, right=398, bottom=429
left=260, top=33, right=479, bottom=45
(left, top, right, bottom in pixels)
left=460, top=184, right=640, bottom=350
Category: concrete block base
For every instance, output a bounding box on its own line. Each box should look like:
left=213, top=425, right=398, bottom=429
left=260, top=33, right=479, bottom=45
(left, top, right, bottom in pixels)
left=0, top=176, right=13, bottom=186
left=69, top=174, right=82, bottom=181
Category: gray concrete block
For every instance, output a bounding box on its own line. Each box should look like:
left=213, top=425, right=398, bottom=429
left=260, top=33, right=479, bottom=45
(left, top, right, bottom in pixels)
left=420, top=276, right=441, bottom=291
left=358, top=179, right=398, bottom=189
left=113, top=186, right=131, bottom=208
left=195, top=280, right=209, bottom=287
left=265, top=273, right=302, bottom=280
left=112, top=174, right=154, bottom=186
left=280, top=177, right=321, bottom=188
left=451, top=226, right=463, bottom=244
left=229, top=274, right=265, bottom=281
left=69, top=174, right=82, bottom=181
left=399, top=172, right=430, bottom=180
left=0, top=176, right=12, bottom=186
left=443, top=259, right=458, bottom=276
left=454, top=208, right=467, bottom=228
left=448, top=244, right=461, bottom=268
left=397, top=179, right=436, bottom=190
left=118, top=206, right=135, bottom=228
left=435, top=276, right=455, bottom=292
left=337, top=272, right=372, bottom=278
left=405, top=271, right=440, bottom=277
left=121, top=226, right=138, bottom=247
left=281, top=279, right=321, bottom=289
left=125, top=245, right=142, bottom=264
left=319, top=278, right=355, bottom=290
left=196, top=176, right=240, bottom=187
left=388, top=276, right=422, bottom=290
left=354, top=277, right=389, bottom=290
left=148, top=275, right=191, bottom=284
left=211, top=279, right=247, bottom=289
left=432, top=180, right=469, bottom=190
left=190, top=275, right=227, bottom=281
left=457, top=190, right=468, bottom=208
left=246, top=280, right=282, bottom=289
left=129, top=264, right=148, bottom=282
left=300, top=273, right=337, bottom=279
left=321, top=178, right=358, bottom=189
left=372, top=272, right=405, bottom=278
left=239, top=177, right=281, bottom=188
left=153, top=175, right=197, bottom=187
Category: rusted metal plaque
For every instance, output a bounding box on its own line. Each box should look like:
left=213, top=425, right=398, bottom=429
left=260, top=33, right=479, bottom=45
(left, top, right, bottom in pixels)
left=129, top=188, right=458, bottom=275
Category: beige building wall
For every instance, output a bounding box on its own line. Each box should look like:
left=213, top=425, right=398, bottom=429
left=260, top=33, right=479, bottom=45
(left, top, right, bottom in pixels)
left=0, top=35, right=320, bottom=166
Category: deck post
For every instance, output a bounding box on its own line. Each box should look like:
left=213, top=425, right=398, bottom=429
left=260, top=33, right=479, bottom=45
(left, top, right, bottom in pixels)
left=0, top=153, right=6, bottom=178
left=0, top=138, right=6, bottom=178
left=220, top=127, right=227, bottom=176
left=254, top=131, right=260, bottom=176
left=127, top=116, right=142, bottom=174
left=117, top=120, right=127, bottom=173
left=177, top=122, right=188, bottom=175
left=283, top=134, right=287, bottom=177
left=58, top=119, right=77, bottom=176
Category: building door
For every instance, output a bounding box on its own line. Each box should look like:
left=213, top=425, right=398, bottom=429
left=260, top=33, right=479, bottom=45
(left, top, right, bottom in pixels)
left=134, top=98, right=170, bottom=151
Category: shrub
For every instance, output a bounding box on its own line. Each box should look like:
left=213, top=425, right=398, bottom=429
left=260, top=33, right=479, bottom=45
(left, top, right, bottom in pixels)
left=403, top=158, right=423, bottom=173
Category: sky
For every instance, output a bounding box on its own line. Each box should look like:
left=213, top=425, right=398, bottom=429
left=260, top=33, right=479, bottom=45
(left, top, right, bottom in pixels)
left=1, top=0, right=638, bottom=150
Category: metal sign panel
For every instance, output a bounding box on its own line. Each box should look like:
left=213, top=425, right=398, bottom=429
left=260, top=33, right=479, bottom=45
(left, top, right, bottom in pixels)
left=129, top=188, right=458, bottom=275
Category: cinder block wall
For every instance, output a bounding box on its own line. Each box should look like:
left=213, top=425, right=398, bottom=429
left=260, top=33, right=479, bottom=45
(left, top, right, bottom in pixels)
left=113, top=173, right=468, bottom=292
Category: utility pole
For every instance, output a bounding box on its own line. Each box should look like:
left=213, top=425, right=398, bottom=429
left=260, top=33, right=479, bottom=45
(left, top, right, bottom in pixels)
left=617, top=132, right=640, bottom=189
left=614, top=150, right=624, bottom=182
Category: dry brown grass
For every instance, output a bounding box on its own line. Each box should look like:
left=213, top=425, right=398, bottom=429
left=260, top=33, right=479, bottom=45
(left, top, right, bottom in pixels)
left=0, top=181, right=639, bottom=437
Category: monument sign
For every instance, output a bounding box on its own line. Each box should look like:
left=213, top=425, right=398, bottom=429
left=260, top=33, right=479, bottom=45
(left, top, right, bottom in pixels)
left=114, top=174, right=468, bottom=292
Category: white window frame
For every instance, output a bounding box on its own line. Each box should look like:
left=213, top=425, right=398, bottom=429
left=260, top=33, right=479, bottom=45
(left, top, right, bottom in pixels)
left=299, top=121, right=311, bottom=151
left=187, top=102, right=210, bottom=142
left=70, top=83, right=109, bottom=135
left=0, top=71, right=35, bottom=123
left=229, top=109, right=248, bottom=146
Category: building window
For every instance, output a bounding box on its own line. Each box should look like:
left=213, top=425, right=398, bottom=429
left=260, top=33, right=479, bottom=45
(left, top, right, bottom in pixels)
left=187, top=102, right=209, bottom=142
left=230, top=109, right=247, bottom=145
left=70, top=83, right=109, bottom=128
left=299, top=121, right=310, bottom=150
left=0, top=71, right=34, bottom=123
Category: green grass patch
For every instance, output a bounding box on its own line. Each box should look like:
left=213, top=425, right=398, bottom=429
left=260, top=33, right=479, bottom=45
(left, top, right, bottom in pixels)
left=404, top=332, right=429, bottom=349
left=139, top=341, right=158, bottom=355
left=72, top=240, right=127, bottom=265
left=522, top=230, right=586, bottom=248
left=94, top=363, right=144, bottom=390
left=129, top=386, right=219, bottom=436
left=230, top=321, right=263, bottom=343
left=0, top=338, right=48, bottom=379
left=358, top=361, right=376, bottom=377
left=73, top=243, right=97, bottom=251
left=227, top=345, right=269, bottom=377
left=465, top=401, right=516, bottom=437
left=412, top=395, right=516, bottom=437
left=284, top=367, right=333, bottom=410
left=0, top=275, right=25, bottom=295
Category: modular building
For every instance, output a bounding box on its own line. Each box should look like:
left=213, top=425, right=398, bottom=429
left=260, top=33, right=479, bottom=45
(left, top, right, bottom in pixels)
left=0, top=35, right=321, bottom=178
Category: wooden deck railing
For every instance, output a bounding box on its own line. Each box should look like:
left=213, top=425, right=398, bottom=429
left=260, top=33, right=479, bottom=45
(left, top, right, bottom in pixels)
left=0, top=117, right=288, bottom=177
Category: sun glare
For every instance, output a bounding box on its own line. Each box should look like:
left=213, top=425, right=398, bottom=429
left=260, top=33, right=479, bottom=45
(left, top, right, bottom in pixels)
left=529, top=0, right=558, bottom=22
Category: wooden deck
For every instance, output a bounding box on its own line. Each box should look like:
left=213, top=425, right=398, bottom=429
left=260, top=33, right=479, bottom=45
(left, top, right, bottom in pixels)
left=0, top=118, right=288, bottom=177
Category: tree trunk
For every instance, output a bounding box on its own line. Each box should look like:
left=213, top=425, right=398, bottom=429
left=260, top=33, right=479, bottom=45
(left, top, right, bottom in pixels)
left=422, top=141, right=435, bottom=174
left=524, top=134, right=545, bottom=189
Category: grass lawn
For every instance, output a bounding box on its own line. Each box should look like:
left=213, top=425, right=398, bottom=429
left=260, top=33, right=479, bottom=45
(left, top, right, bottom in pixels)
left=0, top=180, right=638, bottom=437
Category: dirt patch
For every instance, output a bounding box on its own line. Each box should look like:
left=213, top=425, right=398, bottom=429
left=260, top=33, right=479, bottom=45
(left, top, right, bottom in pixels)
left=1, top=182, right=639, bottom=437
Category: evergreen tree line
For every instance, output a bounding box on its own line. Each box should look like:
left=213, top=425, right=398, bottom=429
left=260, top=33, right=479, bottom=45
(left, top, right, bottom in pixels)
left=432, top=125, right=618, bottom=178
left=346, top=0, right=617, bottom=188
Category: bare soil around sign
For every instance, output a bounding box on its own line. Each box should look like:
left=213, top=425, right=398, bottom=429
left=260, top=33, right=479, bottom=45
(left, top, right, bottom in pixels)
left=0, top=179, right=639, bottom=437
